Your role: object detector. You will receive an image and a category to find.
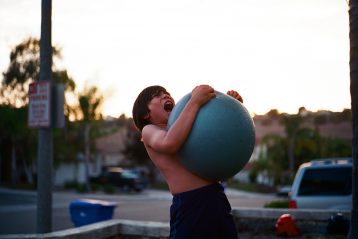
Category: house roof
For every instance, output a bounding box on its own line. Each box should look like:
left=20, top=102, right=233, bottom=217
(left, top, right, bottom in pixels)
left=254, top=121, right=285, bottom=142
left=95, top=118, right=352, bottom=154
left=316, top=122, right=352, bottom=139
left=95, top=128, right=128, bottom=153
left=253, top=119, right=352, bottom=143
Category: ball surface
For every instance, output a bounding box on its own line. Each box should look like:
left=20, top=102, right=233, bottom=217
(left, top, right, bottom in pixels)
left=167, top=91, right=255, bottom=181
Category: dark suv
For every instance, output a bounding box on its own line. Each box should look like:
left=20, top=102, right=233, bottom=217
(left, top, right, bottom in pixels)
left=90, top=167, right=143, bottom=192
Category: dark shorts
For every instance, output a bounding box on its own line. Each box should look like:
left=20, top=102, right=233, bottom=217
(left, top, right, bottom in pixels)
left=170, top=183, right=238, bottom=239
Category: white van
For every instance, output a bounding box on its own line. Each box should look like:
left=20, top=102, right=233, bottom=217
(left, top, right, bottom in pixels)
left=289, top=158, right=352, bottom=210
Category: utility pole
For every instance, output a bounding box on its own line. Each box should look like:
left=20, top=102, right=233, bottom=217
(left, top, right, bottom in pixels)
left=349, top=0, right=358, bottom=238
left=37, top=0, right=53, bottom=233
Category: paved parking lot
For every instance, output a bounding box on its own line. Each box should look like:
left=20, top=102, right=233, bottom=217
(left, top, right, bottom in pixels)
left=0, top=187, right=276, bottom=235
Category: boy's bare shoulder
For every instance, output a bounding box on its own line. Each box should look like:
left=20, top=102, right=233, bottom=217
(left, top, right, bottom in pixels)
left=142, top=124, right=163, bottom=133
left=142, top=124, right=166, bottom=141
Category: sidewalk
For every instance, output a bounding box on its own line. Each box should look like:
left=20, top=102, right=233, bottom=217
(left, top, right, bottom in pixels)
left=0, top=187, right=37, bottom=196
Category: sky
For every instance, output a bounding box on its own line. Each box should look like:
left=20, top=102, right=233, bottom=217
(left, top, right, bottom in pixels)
left=0, top=0, right=351, bottom=118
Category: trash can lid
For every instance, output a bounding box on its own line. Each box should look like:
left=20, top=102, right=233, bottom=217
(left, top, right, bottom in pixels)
left=70, top=198, right=118, bottom=207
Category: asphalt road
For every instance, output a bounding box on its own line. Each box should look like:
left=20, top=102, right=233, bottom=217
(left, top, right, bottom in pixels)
left=0, top=187, right=277, bottom=235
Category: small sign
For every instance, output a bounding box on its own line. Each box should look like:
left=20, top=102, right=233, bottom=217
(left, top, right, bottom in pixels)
left=28, top=81, right=51, bottom=128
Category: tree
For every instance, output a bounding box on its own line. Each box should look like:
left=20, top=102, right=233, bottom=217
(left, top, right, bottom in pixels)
left=0, top=37, right=76, bottom=185
left=122, top=123, right=150, bottom=165
left=1, top=37, right=76, bottom=110
left=266, top=109, right=280, bottom=118
left=294, top=128, right=321, bottom=167
left=121, top=118, right=157, bottom=183
left=319, top=137, right=352, bottom=159
left=348, top=1, right=358, bottom=237
left=254, top=134, right=288, bottom=186
left=78, top=86, right=103, bottom=121
left=0, top=106, right=36, bottom=184
left=77, top=85, right=104, bottom=191
left=282, top=113, right=303, bottom=179
left=1, top=38, right=41, bottom=106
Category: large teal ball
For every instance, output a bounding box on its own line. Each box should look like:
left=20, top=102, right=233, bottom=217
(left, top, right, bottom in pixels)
left=167, top=91, right=255, bottom=181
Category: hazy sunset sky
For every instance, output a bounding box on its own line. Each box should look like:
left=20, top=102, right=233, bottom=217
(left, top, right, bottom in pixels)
left=0, top=0, right=351, bottom=117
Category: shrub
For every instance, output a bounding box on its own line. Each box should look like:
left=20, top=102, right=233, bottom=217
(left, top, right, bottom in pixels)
left=264, top=200, right=289, bottom=208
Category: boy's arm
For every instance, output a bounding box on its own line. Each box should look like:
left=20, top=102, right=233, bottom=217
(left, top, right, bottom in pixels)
left=142, top=85, right=215, bottom=154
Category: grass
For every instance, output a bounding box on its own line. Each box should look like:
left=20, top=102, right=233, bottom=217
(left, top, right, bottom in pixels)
left=264, top=199, right=289, bottom=208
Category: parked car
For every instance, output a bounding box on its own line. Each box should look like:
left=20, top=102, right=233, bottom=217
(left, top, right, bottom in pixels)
left=276, top=185, right=291, bottom=197
left=90, top=167, right=143, bottom=192
left=289, top=157, right=352, bottom=210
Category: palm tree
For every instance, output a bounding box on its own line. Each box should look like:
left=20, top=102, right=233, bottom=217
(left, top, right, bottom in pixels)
left=78, top=86, right=104, bottom=191
left=282, top=114, right=302, bottom=180
left=348, top=0, right=358, bottom=238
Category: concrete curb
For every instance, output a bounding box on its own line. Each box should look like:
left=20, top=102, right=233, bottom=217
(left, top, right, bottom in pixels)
left=0, top=219, right=170, bottom=239
left=0, top=208, right=350, bottom=239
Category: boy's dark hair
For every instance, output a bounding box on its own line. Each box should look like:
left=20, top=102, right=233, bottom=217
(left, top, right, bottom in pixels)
left=132, top=85, right=168, bottom=131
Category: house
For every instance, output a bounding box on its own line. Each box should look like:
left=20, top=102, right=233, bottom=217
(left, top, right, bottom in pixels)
left=95, top=127, right=131, bottom=167
left=233, top=114, right=352, bottom=184
left=54, top=120, right=133, bottom=187
left=53, top=113, right=352, bottom=187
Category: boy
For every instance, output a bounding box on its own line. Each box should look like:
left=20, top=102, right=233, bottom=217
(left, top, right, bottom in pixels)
left=132, top=85, right=242, bottom=239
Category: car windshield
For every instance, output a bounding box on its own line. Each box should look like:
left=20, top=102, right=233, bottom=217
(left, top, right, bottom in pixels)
left=121, top=170, right=138, bottom=178
left=298, top=167, right=352, bottom=196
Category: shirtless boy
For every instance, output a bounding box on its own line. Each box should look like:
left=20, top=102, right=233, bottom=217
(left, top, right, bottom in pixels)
left=132, top=85, right=242, bottom=239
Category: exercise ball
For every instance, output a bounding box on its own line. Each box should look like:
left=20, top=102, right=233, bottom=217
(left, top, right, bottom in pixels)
left=167, top=91, right=255, bottom=181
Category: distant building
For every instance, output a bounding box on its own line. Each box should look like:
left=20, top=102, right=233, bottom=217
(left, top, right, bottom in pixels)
left=233, top=115, right=352, bottom=184
left=54, top=120, right=133, bottom=186
left=53, top=114, right=352, bottom=186
left=95, top=127, right=131, bottom=167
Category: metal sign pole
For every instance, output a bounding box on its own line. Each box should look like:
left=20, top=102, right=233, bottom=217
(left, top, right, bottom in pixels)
left=37, top=0, right=53, bottom=233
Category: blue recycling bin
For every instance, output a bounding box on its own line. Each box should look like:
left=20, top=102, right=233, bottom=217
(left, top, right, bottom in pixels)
left=69, top=199, right=118, bottom=227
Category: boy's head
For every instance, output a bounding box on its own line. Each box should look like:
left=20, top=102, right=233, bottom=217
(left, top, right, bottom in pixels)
left=132, top=85, right=171, bottom=131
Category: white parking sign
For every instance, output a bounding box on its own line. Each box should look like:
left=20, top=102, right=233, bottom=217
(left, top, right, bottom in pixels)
left=28, top=81, right=51, bottom=128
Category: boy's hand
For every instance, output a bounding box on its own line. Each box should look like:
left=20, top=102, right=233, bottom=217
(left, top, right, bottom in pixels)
left=227, top=90, right=243, bottom=103
left=191, top=85, right=216, bottom=106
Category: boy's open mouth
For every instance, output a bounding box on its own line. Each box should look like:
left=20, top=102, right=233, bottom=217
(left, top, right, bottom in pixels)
left=164, top=101, right=174, bottom=112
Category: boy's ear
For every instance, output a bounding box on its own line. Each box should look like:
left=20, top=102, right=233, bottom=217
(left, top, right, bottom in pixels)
left=144, top=114, right=150, bottom=120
